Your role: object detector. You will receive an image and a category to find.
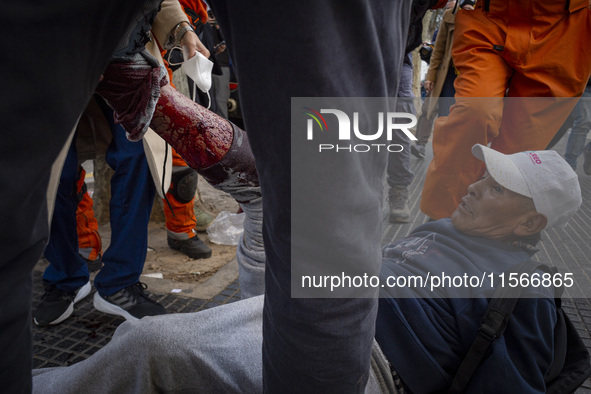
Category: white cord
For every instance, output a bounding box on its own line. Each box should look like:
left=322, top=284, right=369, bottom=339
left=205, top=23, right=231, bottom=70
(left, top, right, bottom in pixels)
left=192, top=80, right=211, bottom=109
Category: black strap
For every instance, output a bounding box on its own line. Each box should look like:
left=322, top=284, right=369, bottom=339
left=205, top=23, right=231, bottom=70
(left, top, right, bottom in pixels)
left=448, top=259, right=542, bottom=393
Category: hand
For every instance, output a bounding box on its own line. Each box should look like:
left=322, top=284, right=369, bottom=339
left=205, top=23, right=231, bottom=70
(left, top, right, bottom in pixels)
left=216, top=43, right=226, bottom=54
left=424, top=80, right=434, bottom=93
left=181, top=29, right=210, bottom=59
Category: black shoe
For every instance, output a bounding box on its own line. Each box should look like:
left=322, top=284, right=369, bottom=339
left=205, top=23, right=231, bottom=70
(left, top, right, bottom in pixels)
left=411, top=143, right=425, bottom=159
left=167, top=235, right=212, bottom=259
left=93, top=282, right=167, bottom=321
left=34, top=281, right=91, bottom=327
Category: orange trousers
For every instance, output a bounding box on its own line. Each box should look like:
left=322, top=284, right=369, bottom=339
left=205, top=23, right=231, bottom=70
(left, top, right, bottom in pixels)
left=420, top=0, right=591, bottom=219
left=76, top=167, right=102, bottom=261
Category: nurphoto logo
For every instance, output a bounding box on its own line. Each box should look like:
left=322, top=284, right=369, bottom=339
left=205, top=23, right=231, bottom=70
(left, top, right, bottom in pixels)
left=303, top=107, right=417, bottom=153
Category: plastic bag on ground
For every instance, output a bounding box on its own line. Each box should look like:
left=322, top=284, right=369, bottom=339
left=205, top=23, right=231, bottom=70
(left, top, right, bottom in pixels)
left=206, top=211, right=245, bottom=246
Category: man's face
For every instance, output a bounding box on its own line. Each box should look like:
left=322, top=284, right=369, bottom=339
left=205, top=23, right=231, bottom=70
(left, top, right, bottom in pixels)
left=451, top=172, right=536, bottom=241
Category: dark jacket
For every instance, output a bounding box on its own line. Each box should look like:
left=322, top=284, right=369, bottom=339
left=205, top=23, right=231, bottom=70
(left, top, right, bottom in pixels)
left=375, top=219, right=556, bottom=393
left=406, top=0, right=447, bottom=53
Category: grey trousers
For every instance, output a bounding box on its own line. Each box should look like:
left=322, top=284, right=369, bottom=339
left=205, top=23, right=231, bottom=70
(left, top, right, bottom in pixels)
left=237, top=197, right=265, bottom=298
left=212, top=66, right=231, bottom=119
left=387, top=54, right=416, bottom=189
left=32, top=296, right=397, bottom=394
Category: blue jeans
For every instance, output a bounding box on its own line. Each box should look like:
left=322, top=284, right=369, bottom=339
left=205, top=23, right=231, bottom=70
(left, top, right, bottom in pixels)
left=564, top=85, right=591, bottom=169
left=44, top=97, right=155, bottom=296
left=43, top=139, right=93, bottom=293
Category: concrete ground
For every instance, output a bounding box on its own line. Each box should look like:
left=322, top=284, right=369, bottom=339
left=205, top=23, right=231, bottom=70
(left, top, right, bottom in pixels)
left=32, top=172, right=244, bottom=369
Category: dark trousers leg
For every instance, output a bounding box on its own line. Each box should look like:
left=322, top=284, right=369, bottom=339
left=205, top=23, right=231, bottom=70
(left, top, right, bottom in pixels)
left=43, top=139, right=91, bottom=292
left=388, top=55, right=415, bottom=188
left=0, top=2, right=150, bottom=392
left=438, top=72, right=456, bottom=117
left=415, top=98, right=436, bottom=146
left=94, top=106, right=155, bottom=296
left=209, top=1, right=412, bottom=392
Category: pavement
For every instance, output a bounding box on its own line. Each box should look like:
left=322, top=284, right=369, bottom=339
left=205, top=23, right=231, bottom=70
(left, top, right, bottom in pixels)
left=32, top=136, right=591, bottom=392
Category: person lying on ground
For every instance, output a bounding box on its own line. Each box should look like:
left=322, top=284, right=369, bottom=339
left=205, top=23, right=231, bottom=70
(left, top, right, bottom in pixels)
left=32, top=144, right=582, bottom=393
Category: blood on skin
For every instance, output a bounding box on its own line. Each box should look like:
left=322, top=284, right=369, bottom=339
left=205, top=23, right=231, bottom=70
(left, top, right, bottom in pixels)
left=151, top=84, right=233, bottom=169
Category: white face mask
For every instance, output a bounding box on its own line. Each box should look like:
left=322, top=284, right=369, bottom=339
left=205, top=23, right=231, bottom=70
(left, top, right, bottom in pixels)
left=181, top=47, right=213, bottom=93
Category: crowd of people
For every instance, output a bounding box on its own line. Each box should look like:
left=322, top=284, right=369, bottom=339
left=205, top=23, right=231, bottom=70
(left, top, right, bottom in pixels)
left=1, top=0, right=590, bottom=393
left=34, top=0, right=238, bottom=328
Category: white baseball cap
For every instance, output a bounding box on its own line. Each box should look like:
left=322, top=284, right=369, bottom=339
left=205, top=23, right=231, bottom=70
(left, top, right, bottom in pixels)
left=471, top=144, right=582, bottom=229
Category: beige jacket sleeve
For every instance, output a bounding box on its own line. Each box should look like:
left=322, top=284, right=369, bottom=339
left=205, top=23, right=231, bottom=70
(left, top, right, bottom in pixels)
left=143, top=0, right=188, bottom=196
left=151, top=0, right=190, bottom=50
left=425, top=9, right=451, bottom=83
